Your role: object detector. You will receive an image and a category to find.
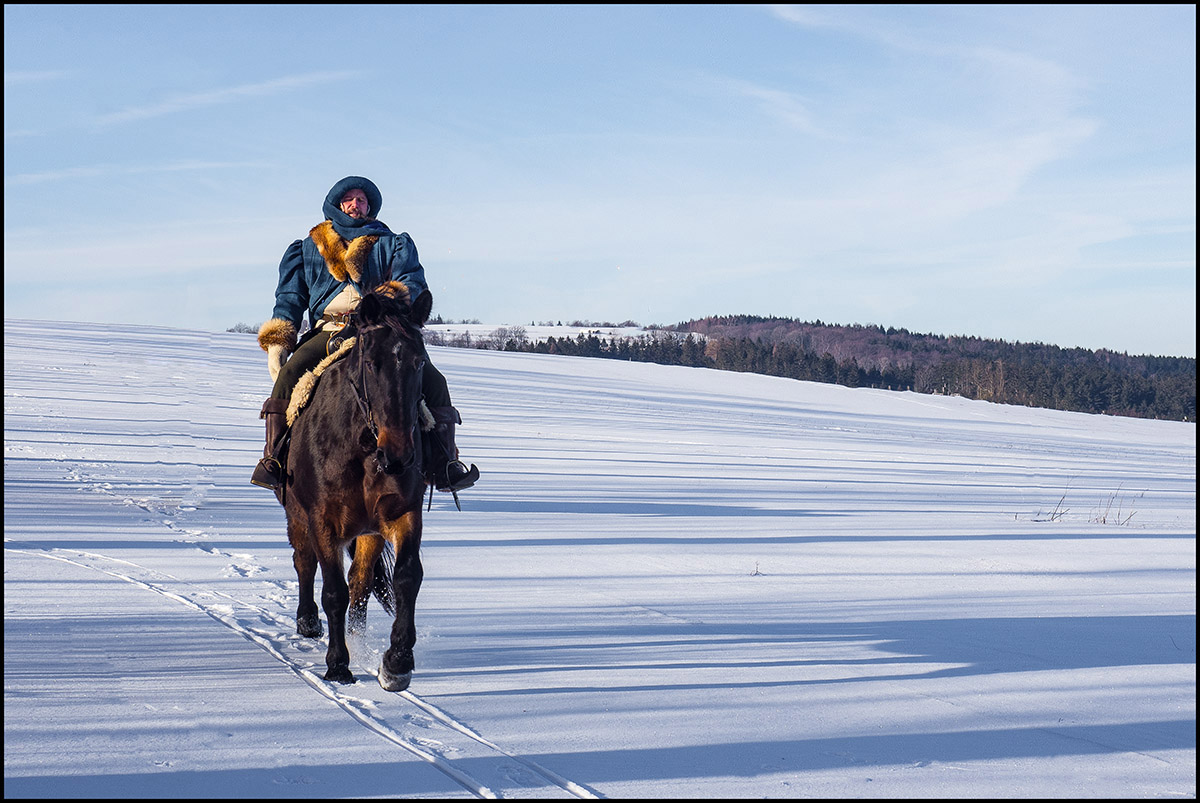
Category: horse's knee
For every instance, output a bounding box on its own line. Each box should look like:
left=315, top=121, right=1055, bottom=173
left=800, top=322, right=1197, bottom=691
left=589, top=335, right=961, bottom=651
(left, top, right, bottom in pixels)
left=321, top=577, right=349, bottom=612
left=394, top=546, right=423, bottom=588
left=293, top=549, right=317, bottom=578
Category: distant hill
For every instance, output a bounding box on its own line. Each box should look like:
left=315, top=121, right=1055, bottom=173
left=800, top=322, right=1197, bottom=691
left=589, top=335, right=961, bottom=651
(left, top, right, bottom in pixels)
left=493, top=313, right=1196, bottom=422
left=232, top=312, right=1195, bottom=421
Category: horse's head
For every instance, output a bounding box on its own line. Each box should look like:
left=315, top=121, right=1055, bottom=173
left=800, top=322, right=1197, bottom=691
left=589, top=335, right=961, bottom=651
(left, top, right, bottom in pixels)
left=350, top=290, right=429, bottom=475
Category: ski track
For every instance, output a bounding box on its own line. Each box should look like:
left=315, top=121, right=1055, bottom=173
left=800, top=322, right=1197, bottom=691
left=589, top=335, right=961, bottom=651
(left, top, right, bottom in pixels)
left=3, top=539, right=600, bottom=800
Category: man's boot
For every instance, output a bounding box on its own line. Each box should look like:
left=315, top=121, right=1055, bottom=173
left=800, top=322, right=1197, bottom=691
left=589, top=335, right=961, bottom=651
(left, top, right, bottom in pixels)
left=427, top=406, right=480, bottom=492
left=250, top=398, right=289, bottom=490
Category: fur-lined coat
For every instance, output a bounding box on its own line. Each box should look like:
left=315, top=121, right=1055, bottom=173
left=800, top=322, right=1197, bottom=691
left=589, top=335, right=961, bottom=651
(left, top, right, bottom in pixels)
left=257, top=220, right=428, bottom=353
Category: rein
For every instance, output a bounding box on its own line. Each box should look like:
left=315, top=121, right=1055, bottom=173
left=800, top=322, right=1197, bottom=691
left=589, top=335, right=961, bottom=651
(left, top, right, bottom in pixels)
left=349, top=324, right=383, bottom=442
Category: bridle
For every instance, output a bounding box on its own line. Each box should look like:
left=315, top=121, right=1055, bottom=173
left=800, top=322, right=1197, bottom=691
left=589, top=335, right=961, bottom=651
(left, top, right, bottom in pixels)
left=347, top=320, right=425, bottom=474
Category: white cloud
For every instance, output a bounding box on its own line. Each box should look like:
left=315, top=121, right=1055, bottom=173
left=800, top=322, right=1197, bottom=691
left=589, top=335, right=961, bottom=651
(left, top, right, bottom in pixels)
left=2, top=215, right=296, bottom=282
left=765, top=4, right=942, bottom=54
left=93, top=71, right=360, bottom=125
left=3, top=70, right=71, bottom=86
left=716, top=78, right=829, bottom=138
left=4, top=159, right=273, bottom=186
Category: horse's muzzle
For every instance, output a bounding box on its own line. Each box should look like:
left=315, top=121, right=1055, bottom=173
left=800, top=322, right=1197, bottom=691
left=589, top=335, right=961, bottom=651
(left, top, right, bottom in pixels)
left=375, top=426, right=418, bottom=474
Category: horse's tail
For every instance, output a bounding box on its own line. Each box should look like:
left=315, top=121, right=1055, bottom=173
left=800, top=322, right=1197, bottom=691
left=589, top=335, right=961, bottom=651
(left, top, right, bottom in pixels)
left=372, top=540, right=397, bottom=616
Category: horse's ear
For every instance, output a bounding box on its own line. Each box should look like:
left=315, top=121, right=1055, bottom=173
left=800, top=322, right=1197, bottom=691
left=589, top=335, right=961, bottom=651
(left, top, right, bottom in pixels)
left=359, top=292, right=383, bottom=325
left=411, top=291, right=433, bottom=327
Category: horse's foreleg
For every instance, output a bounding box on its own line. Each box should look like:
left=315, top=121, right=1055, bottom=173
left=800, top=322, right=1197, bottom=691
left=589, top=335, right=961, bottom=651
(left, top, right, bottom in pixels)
left=346, top=534, right=384, bottom=635
left=318, top=551, right=355, bottom=684
left=379, top=511, right=423, bottom=692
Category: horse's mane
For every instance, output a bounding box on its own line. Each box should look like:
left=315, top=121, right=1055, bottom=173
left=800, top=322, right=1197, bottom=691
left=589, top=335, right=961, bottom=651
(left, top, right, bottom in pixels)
left=357, top=288, right=428, bottom=347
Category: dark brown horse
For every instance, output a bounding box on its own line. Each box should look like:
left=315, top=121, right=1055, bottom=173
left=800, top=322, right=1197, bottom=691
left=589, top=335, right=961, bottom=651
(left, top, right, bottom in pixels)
left=283, top=289, right=430, bottom=691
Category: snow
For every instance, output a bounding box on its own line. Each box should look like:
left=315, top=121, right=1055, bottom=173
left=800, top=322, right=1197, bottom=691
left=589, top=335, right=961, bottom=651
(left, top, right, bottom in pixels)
left=4, top=317, right=1195, bottom=799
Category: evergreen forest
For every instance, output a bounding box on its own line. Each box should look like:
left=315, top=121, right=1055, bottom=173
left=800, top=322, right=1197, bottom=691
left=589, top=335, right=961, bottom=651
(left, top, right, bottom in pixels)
left=437, top=315, right=1195, bottom=422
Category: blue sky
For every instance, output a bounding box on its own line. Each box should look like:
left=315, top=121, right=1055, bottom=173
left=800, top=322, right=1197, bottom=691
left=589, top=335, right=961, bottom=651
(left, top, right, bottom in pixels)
left=4, top=4, right=1195, bottom=357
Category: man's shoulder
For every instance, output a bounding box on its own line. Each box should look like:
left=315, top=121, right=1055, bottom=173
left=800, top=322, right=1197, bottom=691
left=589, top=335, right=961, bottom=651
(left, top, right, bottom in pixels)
left=376, top=230, right=414, bottom=248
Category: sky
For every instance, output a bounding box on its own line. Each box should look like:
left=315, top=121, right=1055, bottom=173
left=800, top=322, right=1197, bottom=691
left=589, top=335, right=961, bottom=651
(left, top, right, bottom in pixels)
left=4, top=317, right=1195, bottom=797
left=3, top=4, right=1196, bottom=357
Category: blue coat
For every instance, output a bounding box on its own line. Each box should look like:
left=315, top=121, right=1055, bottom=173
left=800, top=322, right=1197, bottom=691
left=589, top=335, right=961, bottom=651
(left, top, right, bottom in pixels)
left=260, top=219, right=429, bottom=351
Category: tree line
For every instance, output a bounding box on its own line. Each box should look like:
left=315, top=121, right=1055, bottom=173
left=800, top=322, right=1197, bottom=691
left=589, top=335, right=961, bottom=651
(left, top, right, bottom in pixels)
left=431, top=314, right=1195, bottom=422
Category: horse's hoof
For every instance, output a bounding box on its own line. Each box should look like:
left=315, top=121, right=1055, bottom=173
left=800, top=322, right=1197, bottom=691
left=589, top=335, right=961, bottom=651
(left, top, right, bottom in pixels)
left=325, top=666, right=356, bottom=685
left=379, top=664, right=411, bottom=692
left=297, top=615, right=322, bottom=638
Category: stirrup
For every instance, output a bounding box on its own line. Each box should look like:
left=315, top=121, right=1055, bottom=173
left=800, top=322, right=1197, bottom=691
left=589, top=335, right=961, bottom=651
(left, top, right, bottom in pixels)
left=250, top=456, right=284, bottom=490
left=438, top=460, right=479, bottom=492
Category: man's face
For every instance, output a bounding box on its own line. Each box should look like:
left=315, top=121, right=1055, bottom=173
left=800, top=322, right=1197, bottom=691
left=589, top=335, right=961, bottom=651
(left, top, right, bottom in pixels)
left=340, top=189, right=370, bottom=219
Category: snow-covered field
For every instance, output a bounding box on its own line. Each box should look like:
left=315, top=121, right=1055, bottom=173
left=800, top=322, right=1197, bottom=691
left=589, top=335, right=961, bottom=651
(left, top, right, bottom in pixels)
left=4, top=317, right=1195, bottom=799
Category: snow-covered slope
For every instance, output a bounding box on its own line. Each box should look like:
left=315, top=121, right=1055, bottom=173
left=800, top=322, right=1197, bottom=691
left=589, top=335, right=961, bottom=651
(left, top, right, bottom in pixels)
left=4, top=318, right=1195, bottom=798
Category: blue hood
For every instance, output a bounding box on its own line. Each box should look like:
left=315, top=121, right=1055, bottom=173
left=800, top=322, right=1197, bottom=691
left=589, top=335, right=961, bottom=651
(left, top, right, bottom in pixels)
left=323, top=176, right=392, bottom=241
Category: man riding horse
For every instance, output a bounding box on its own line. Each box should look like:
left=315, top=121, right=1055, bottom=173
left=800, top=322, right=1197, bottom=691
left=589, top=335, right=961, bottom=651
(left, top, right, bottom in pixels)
left=251, top=175, right=479, bottom=495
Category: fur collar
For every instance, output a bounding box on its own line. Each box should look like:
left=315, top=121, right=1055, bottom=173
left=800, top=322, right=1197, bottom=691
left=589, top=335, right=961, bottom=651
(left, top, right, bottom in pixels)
left=310, top=220, right=378, bottom=283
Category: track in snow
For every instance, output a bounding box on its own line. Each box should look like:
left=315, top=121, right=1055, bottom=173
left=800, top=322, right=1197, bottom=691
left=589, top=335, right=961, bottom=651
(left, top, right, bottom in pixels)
left=5, top=539, right=600, bottom=800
